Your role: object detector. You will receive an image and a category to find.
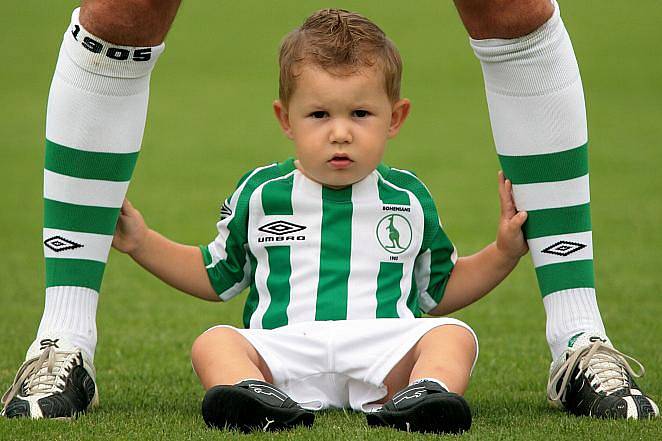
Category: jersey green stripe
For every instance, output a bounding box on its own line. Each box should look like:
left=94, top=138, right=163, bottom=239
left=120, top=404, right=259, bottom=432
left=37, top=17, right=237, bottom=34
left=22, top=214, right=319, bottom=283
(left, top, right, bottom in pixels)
left=376, top=262, right=403, bottom=318
left=45, top=139, right=139, bottom=182
left=45, top=258, right=106, bottom=291
left=524, top=203, right=592, bottom=239
left=427, top=234, right=455, bottom=304
left=381, top=168, right=442, bottom=250
left=44, top=199, right=120, bottom=235
left=406, top=274, right=421, bottom=317
left=535, top=259, right=595, bottom=296
left=261, top=174, right=294, bottom=215
left=243, top=252, right=260, bottom=328
left=377, top=177, right=410, bottom=206
left=498, top=144, right=588, bottom=185
left=206, top=164, right=281, bottom=296
left=263, top=246, right=292, bottom=329
left=315, top=186, right=352, bottom=320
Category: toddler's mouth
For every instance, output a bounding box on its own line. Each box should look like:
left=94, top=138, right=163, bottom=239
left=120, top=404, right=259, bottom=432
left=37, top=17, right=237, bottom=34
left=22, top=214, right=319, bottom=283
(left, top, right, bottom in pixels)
left=328, top=154, right=353, bottom=170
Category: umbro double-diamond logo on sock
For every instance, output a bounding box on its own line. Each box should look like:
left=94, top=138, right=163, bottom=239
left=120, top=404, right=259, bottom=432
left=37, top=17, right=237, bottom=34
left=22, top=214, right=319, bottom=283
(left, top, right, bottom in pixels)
left=541, top=240, right=586, bottom=257
left=44, top=236, right=83, bottom=252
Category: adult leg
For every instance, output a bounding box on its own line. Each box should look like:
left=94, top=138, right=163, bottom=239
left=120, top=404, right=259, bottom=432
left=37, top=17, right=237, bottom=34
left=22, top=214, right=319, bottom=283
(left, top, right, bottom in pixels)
left=366, top=324, right=477, bottom=434
left=1, top=0, right=181, bottom=419
left=454, top=0, right=658, bottom=418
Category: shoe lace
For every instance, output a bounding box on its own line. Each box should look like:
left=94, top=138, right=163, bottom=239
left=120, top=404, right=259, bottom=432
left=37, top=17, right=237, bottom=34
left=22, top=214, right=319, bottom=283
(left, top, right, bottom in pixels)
left=547, top=341, right=645, bottom=402
left=1, top=346, right=78, bottom=408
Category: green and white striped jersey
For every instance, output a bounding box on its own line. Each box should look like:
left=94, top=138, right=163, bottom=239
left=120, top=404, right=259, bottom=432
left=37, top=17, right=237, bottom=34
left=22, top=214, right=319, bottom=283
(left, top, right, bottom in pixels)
left=200, top=158, right=457, bottom=329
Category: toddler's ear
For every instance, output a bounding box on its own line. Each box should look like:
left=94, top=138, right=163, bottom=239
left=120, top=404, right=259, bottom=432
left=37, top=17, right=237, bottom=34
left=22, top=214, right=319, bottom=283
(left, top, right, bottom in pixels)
left=388, top=98, right=411, bottom=138
left=273, top=100, right=294, bottom=139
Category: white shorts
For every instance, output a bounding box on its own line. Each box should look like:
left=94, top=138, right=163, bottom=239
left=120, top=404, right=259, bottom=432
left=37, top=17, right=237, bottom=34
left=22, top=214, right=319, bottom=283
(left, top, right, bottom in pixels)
left=206, top=318, right=478, bottom=412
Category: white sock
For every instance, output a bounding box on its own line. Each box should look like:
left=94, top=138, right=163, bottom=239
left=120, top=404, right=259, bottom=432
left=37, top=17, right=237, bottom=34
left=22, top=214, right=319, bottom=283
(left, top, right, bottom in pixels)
left=34, top=8, right=164, bottom=362
left=469, top=1, right=606, bottom=360
left=410, top=377, right=449, bottom=391
left=543, top=288, right=606, bottom=358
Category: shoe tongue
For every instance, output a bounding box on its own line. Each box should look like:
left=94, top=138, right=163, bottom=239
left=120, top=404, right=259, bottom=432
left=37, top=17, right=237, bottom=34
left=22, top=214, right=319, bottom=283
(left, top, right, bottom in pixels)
left=567, top=332, right=612, bottom=350
left=567, top=333, right=628, bottom=394
left=26, top=338, right=78, bottom=359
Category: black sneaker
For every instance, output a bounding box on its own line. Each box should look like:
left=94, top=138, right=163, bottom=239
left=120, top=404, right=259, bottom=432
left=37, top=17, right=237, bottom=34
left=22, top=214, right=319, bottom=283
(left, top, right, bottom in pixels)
left=547, top=332, right=659, bottom=419
left=1, top=338, right=98, bottom=419
left=366, top=380, right=471, bottom=434
left=202, top=380, right=314, bottom=432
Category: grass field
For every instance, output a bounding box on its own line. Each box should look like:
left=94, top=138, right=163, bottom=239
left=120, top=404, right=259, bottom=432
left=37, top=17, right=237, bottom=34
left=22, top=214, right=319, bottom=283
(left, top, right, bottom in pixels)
left=2, top=1, right=661, bottom=439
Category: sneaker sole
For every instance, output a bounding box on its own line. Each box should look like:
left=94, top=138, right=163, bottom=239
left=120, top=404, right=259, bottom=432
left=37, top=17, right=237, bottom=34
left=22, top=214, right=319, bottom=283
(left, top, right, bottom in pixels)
left=366, top=393, right=471, bottom=434
left=202, top=385, right=314, bottom=432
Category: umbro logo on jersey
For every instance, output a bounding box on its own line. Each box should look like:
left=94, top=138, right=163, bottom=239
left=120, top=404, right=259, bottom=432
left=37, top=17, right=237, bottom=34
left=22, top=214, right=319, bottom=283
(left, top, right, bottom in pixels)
left=44, top=236, right=83, bottom=253
left=541, top=240, right=586, bottom=257
left=220, top=200, right=232, bottom=219
left=258, top=221, right=306, bottom=236
left=257, top=221, right=306, bottom=243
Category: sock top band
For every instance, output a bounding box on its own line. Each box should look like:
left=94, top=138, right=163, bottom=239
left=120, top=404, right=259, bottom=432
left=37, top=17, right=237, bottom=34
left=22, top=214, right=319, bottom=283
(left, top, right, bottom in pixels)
left=64, top=8, right=165, bottom=79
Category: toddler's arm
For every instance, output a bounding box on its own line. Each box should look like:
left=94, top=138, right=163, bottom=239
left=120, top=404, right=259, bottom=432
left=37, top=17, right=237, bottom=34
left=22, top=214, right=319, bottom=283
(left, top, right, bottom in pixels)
left=112, top=199, right=219, bottom=301
left=430, top=172, right=528, bottom=315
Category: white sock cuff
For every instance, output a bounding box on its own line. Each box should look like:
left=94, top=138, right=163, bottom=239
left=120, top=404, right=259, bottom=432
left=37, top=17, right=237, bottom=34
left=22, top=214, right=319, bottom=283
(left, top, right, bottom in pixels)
left=63, top=8, right=165, bottom=80
left=410, top=378, right=449, bottom=391
left=469, top=1, right=580, bottom=97
left=35, top=286, right=99, bottom=361
left=543, top=288, right=607, bottom=359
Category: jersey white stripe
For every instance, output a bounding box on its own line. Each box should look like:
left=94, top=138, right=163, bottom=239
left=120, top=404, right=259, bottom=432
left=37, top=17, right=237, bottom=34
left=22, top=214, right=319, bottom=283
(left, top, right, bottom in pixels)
left=44, top=169, right=128, bottom=208
left=43, top=228, right=113, bottom=263
left=249, top=185, right=271, bottom=329
left=287, top=172, right=322, bottom=323
left=512, top=174, right=590, bottom=211
left=396, top=192, right=423, bottom=319
left=346, top=173, right=380, bottom=319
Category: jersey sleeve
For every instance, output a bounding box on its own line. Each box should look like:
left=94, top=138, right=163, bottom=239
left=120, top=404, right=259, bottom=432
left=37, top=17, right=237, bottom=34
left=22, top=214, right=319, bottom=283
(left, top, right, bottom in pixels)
left=412, top=182, right=457, bottom=313
left=199, top=169, right=256, bottom=301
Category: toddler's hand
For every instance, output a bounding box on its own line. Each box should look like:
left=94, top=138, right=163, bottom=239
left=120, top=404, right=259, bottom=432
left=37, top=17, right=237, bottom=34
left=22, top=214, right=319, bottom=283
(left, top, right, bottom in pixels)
left=112, top=199, right=148, bottom=255
left=496, top=171, right=529, bottom=260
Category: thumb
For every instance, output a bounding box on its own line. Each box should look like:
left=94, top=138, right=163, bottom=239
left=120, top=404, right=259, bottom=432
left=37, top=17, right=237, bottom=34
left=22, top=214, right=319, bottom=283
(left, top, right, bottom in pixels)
left=512, top=211, right=528, bottom=228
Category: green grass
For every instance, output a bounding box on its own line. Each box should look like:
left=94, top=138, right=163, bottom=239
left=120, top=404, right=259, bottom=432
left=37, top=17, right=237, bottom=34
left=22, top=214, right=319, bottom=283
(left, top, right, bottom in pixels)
left=1, top=1, right=661, bottom=439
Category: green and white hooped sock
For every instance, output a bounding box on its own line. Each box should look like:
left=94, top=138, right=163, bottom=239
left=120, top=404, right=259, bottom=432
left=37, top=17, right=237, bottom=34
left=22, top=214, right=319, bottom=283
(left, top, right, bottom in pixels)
left=470, top=1, right=606, bottom=359
left=34, top=8, right=164, bottom=361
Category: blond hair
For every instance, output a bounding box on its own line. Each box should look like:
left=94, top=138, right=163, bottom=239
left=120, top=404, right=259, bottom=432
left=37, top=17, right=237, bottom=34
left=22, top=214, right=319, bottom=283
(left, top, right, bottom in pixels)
left=278, top=9, right=403, bottom=107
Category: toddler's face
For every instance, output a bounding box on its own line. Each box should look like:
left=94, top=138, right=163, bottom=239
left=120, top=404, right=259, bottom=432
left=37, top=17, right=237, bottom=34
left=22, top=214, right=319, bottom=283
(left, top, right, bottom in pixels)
left=274, top=64, right=409, bottom=188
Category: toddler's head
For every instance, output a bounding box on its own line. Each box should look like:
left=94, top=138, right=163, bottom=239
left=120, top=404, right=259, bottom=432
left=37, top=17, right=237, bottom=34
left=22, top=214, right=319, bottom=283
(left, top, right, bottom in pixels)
left=274, top=9, right=410, bottom=188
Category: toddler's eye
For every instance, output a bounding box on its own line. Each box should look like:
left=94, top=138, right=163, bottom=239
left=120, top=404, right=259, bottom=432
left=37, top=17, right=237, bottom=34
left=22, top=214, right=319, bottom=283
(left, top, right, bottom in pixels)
left=310, top=111, right=327, bottom=119
left=353, top=110, right=369, bottom=118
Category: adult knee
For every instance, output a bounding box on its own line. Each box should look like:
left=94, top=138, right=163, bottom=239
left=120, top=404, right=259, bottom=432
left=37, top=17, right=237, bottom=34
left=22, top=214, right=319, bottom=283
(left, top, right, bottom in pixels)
left=454, top=0, right=554, bottom=39
left=80, top=0, right=182, bottom=46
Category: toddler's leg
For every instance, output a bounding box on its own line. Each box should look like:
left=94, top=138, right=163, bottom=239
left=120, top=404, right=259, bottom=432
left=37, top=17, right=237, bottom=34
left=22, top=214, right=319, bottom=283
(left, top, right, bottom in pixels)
left=384, top=324, right=477, bottom=395
left=366, top=324, right=477, bottom=434
left=191, top=327, right=273, bottom=387
left=191, top=327, right=314, bottom=432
